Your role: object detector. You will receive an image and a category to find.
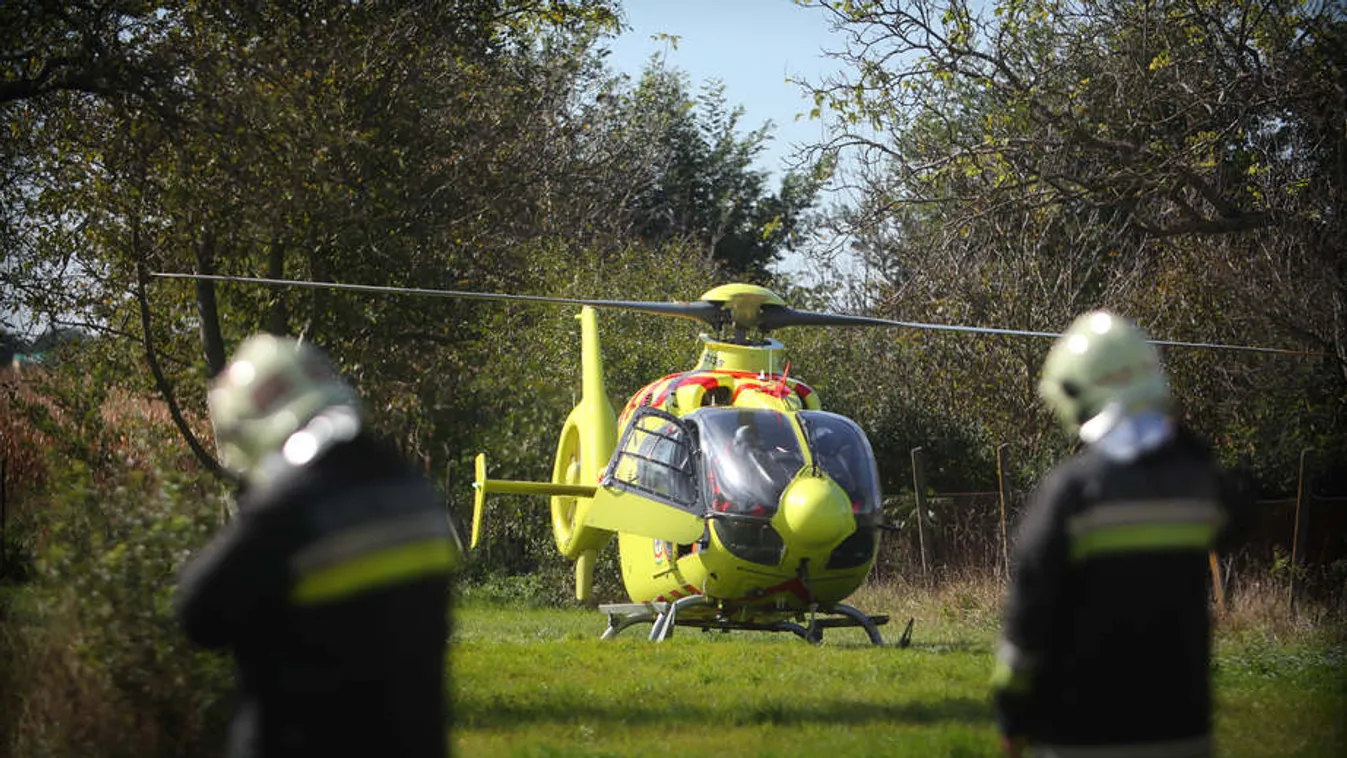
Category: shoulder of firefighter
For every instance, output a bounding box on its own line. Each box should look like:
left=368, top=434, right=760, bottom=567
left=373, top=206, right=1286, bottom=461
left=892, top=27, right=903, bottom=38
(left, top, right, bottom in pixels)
left=174, top=432, right=463, bottom=648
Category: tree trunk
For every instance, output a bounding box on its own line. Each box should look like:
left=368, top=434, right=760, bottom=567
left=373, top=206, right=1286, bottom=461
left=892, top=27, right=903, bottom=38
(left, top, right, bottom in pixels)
left=266, top=236, right=289, bottom=336
left=194, top=228, right=227, bottom=377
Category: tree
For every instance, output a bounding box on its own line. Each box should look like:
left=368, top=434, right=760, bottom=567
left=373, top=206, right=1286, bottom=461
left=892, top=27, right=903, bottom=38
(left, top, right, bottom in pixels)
left=1, top=0, right=629, bottom=476
left=2, top=0, right=833, bottom=486
left=0, top=1, right=187, bottom=108
left=583, top=60, right=828, bottom=279
left=798, top=0, right=1346, bottom=484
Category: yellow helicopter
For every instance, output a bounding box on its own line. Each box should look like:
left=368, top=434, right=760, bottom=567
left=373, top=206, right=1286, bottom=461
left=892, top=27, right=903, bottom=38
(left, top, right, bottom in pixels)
left=153, top=273, right=1310, bottom=646
left=474, top=284, right=904, bottom=646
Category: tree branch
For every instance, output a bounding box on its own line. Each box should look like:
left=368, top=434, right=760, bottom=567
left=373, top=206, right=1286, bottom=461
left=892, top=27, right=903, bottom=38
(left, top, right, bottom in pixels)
left=134, top=251, right=230, bottom=483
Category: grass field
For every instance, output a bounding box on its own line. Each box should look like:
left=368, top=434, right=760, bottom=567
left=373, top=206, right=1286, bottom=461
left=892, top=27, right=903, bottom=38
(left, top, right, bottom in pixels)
left=450, top=579, right=1347, bottom=758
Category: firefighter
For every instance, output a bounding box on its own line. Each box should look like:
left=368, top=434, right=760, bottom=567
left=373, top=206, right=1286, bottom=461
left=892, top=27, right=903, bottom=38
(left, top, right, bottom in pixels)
left=993, top=311, right=1246, bottom=758
left=175, top=334, right=462, bottom=758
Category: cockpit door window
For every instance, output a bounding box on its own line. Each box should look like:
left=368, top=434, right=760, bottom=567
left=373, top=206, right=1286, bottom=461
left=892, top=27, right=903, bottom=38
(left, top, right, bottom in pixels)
left=603, top=407, right=700, bottom=513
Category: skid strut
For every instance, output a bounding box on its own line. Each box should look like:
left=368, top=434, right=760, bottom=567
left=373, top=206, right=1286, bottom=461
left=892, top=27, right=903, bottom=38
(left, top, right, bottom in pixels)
left=598, top=601, right=907, bottom=646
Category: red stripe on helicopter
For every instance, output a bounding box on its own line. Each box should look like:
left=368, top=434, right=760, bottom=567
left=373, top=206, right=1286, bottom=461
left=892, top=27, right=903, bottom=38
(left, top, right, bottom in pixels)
left=655, top=584, right=703, bottom=603
left=732, top=381, right=793, bottom=402
left=627, top=372, right=684, bottom=413
left=626, top=371, right=814, bottom=416
left=678, top=373, right=724, bottom=390
left=743, top=577, right=812, bottom=603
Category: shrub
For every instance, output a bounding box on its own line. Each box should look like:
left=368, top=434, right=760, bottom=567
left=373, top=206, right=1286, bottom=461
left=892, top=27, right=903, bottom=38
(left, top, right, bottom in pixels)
left=0, top=369, right=234, bottom=758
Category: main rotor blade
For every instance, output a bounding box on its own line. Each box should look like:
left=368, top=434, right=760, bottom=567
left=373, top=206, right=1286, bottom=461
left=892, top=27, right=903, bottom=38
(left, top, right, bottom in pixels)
left=151, top=272, right=728, bottom=327
left=757, top=307, right=1317, bottom=357
left=153, top=272, right=1317, bottom=357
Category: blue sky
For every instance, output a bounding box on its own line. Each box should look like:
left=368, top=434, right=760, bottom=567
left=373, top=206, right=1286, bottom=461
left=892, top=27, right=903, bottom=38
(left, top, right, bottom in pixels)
left=603, top=1, right=850, bottom=182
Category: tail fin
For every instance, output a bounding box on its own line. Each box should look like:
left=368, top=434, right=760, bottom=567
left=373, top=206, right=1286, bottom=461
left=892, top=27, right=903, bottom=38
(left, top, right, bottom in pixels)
left=549, top=307, right=618, bottom=601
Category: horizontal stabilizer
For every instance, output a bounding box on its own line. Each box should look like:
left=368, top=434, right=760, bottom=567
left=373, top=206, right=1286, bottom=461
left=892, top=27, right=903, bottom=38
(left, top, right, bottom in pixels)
left=471, top=452, right=597, bottom=548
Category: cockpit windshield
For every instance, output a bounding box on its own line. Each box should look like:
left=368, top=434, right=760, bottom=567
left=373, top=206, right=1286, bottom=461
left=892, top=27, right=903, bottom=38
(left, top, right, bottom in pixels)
left=695, top=408, right=804, bottom=519
left=799, top=410, right=882, bottom=517
left=690, top=408, right=883, bottom=522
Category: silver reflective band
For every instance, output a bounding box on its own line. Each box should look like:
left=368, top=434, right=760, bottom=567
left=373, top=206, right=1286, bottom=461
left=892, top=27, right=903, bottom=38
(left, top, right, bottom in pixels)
left=292, top=510, right=452, bottom=574
left=1033, top=734, right=1212, bottom=758
left=1066, top=499, right=1225, bottom=561
left=996, top=637, right=1037, bottom=672
left=1067, top=499, right=1225, bottom=536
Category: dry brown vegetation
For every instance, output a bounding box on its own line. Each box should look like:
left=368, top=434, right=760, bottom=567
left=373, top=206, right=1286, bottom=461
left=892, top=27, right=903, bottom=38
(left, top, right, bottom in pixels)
left=855, top=569, right=1345, bottom=644
left=0, top=373, right=56, bottom=501
left=1, top=371, right=230, bottom=758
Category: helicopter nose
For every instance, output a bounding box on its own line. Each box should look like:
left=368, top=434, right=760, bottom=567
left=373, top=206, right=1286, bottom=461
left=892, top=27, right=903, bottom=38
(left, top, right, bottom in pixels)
left=778, top=475, right=855, bottom=549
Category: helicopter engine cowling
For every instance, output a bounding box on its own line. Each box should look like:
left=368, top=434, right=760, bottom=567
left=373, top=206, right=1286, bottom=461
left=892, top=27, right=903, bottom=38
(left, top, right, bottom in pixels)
left=776, top=473, right=856, bottom=551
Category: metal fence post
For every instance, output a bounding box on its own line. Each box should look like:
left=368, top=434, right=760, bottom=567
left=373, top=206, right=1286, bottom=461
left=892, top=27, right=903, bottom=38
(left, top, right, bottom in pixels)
left=1, top=454, right=6, bottom=577
left=911, top=447, right=929, bottom=580
left=996, top=443, right=1012, bottom=581
left=1289, top=448, right=1312, bottom=613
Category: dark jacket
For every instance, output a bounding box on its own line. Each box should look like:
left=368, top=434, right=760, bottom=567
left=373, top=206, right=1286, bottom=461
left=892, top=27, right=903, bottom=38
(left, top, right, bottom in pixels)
left=176, top=434, right=458, bottom=758
left=992, top=426, right=1248, bottom=751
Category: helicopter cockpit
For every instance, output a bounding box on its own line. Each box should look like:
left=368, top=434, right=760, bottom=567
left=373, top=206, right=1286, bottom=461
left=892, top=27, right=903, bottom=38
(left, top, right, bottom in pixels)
left=694, top=408, right=881, bottom=520
left=694, top=407, right=882, bottom=567
left=604, top=405, right=883, bottom=566
left=699, top=408, right=803, bottom=518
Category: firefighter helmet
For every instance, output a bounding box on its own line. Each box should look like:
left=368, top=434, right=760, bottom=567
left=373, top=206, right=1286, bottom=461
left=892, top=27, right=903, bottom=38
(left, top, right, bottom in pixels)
left=1038, top=311, right=1171, bottom=442
left=208, top=334, right=361, bottom=481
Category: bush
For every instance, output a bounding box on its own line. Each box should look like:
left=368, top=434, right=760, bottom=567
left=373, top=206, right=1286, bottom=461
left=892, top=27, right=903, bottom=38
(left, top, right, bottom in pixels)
left=0, top=370, right=234, bottom=758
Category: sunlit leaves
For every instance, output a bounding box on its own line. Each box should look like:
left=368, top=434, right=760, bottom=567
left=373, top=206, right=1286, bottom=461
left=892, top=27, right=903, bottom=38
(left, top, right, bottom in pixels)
left=792, top=0, right=1347, bottom=486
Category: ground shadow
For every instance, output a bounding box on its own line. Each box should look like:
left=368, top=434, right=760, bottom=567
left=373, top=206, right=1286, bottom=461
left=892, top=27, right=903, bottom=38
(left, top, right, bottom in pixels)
left=457, top=695, right=993, bottom=730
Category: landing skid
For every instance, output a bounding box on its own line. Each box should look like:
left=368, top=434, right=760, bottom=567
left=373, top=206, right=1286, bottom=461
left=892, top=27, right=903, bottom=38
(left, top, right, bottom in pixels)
left=598, top=599, right=913, bottom=647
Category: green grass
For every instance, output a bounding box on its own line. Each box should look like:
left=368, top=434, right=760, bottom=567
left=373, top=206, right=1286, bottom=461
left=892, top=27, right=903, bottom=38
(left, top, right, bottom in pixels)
left=450, top=580, right=1346, bottom=758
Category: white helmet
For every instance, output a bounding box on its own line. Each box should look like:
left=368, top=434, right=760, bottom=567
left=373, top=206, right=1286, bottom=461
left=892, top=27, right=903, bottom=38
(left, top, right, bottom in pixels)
left=208, top=334, right=361, bottom=483
left=1038, top=310, right=1172, bottom=443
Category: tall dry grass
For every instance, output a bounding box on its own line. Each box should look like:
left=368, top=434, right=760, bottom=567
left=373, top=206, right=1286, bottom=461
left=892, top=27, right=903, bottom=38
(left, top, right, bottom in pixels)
left=1, top=372, right=57, bottom=506
left=1216, top=575, right=1346, bottom=644
left=852, top=566, right=1344, bottom=649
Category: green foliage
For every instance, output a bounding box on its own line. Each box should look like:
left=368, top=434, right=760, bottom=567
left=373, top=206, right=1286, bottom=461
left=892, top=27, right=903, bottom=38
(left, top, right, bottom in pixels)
left=1268, top=544, right=1308, bottom=585
left=587, top=61, right=828, bottom=278
left=1, top=0, right=834, bottom=499
left=458, top=573, right=570, bottom=609
left=0, top=368, right=232, bottom=758
left=796, top=0, right=1347, bottom=489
